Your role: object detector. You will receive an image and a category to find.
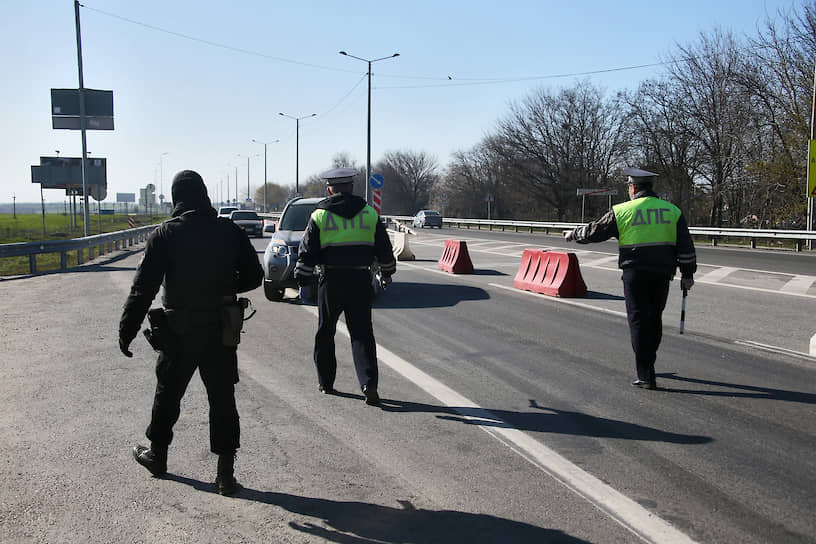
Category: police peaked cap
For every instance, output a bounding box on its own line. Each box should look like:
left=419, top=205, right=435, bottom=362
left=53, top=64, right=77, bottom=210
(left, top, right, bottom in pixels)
left=320, top=167, right=357, bottom=185
left=623, top=167, right=658, bottom=181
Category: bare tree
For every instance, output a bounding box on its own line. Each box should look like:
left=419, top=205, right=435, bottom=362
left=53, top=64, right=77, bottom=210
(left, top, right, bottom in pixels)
left=374, top=150, right=440, bottom=214
left=491, top=81, right=627, bottom=221
left=621, top=80, right=701, bottom=214
left=736, top=2, right=816, bottom=226
left=664, top=29, right=755, bottom=226
left=253, top=182, right=291, bottom=211
left=441, top=139, right=512, bottom=218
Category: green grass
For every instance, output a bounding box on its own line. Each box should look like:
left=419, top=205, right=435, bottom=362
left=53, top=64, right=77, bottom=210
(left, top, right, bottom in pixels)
left=0, top=212, right=166, bottom=276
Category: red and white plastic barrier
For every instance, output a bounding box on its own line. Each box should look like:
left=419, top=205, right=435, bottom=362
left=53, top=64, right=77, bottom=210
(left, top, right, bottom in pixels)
left=513, top=250, right=587, bottom=297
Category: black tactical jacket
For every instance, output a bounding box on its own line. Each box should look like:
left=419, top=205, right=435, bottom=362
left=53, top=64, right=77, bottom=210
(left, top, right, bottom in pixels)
left=118, top=206, right=263, bottom=345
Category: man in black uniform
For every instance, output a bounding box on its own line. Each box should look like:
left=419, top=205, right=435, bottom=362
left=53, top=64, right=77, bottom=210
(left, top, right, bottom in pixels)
left=118, top=170, right=263, bottom=495
left=564, top=167, right=696, bottom=390
left=294, top=168, right=396, bottom=406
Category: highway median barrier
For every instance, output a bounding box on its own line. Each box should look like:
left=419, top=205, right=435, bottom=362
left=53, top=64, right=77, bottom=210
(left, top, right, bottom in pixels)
left=513, top=249, right=587, bottom=297
left=438, top=239, right=474, bottom=274
left=392, top=231, right=416, bottom=261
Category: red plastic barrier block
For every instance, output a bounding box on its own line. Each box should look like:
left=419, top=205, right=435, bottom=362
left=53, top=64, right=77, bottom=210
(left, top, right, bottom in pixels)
left=513, top=249, right=586, bottom=297
left=438, top=239, right=474, bottom=274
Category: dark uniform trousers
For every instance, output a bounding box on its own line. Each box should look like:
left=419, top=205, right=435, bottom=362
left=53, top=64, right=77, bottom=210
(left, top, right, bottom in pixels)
left=147, top=315, right=240, bottom=455
left=622, top=268, right=671, bottom=384
left=314, top=269, right=378, bottom=390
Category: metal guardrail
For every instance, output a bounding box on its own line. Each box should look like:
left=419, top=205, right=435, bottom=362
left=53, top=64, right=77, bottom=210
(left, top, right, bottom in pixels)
left=2, top=213, right=814, bottom=277
left=387, top=216, right=816, bottom=252
left=0, top=225, right=157, bottom=275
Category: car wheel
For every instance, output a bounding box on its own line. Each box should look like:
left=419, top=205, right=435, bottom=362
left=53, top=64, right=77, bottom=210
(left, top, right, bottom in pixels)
left=263, top=281, right=285, bottom=301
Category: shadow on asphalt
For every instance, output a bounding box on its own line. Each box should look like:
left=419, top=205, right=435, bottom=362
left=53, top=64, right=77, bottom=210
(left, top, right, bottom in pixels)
left=164, top=473, right=590, bottom=543
left=656, top=372, right=816, bottom=404
left=373, top=281, right=489, bottom=309
left=377, top=398, right=711, bottom=445
left=584, top=291, right=625, bottom=301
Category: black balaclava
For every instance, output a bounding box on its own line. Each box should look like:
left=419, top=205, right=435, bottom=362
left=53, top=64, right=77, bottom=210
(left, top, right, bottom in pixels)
left=170, top=170, right=214, bottom=217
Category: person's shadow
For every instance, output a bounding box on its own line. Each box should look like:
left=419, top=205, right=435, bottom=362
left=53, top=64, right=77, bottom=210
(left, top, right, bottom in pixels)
left=165, top=474, right=589, bottom=543
left=378, top=398, right=711, bottom=445
left=656, top=372, right=816, bottom=404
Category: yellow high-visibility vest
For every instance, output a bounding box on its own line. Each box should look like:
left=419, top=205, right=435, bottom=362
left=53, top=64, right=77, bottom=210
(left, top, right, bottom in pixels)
left=313, top=206, right=378, bottom=249
left=613, top=196, right=681, bottom=248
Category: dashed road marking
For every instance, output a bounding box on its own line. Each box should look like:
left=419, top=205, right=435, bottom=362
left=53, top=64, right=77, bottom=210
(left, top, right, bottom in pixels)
left=780, top=275, right=816, bottom=294
left=695, top=266, right=738, bottom=283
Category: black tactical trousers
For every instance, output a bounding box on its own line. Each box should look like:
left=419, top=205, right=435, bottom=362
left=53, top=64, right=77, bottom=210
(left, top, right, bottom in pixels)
left=146, top=322, right=240, bottom=455
left=314, top=269, right=378, bottom=391
left=622, top=268, right=671, bottom=383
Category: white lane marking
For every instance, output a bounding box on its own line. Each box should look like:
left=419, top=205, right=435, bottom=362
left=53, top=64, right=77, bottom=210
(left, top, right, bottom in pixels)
left=581, top=255, right=619, bottom=267
left=811, top=333, right=816, bottom=357
left=696, top=266, right=737, bottom=283
left=780, top=275, right=816, bottom=294
left=489, top=282, right=629, bottom=318
left=734, top=340, right=816, bottom=364
left=300, top=306, right=697, bottom=544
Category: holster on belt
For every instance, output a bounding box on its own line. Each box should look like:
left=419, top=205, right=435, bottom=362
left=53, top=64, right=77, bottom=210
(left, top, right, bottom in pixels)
left=143, top=307, right=170, bottom=352
left=221, top=297, right=253, bottom=347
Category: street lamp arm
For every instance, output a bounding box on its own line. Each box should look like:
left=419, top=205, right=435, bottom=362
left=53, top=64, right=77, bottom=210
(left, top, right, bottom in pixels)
left=339, top=51, right=400, bottom=63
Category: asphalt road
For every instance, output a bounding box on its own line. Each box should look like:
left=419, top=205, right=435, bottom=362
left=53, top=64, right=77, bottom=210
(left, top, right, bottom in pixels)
left=0, top=227, right=814, bottom=543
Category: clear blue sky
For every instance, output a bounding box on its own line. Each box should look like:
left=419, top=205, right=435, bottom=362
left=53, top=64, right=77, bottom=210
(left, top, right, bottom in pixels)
left=1, top=0, right=800, bottom=205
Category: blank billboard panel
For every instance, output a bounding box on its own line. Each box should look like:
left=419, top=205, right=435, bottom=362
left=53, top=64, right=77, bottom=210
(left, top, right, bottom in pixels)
left=35, top=157, right=107, bottom=189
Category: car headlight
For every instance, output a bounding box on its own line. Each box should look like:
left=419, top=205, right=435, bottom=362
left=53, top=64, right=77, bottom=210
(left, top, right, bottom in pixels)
left=270, top=243, right=290, bottom=256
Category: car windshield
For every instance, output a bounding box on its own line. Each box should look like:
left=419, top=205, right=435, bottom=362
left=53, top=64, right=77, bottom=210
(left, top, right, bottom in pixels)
left=279, top=203, right=318, bottom=231
left=423, top=211, right=440, bottom=216
left=231, top=211, right=259, bottom=220
left=219, top=207, right=237, bottom=214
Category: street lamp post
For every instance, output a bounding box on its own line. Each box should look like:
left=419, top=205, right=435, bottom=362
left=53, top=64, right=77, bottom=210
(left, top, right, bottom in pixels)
left=252, top=138, right=279, bottom=212
left=159, top=152, right=169, bottom=210
left=279, top=112, right=316, bottom=194
left=339, top=50, right=400, bottom=203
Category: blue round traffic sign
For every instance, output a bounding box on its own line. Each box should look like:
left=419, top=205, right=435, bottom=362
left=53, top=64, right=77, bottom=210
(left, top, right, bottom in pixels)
left=369, top=173, right=384, bottom=189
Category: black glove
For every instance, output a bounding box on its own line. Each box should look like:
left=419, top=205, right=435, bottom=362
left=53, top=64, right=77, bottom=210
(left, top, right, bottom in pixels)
left=119, top=336, right=133, bottom=358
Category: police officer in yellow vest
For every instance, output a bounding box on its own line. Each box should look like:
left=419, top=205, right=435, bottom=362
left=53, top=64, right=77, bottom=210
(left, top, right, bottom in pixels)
left=295, top=168, right=397, bottom=405
left=564, top=167, right=696, bottom=390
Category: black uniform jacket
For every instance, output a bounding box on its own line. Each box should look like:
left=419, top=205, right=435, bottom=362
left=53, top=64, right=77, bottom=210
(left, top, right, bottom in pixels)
left=119, top=206, right=263, bottom=345
left=572, top=189, right=697, bottom=278
left=294, top=192, right=396, bottom=285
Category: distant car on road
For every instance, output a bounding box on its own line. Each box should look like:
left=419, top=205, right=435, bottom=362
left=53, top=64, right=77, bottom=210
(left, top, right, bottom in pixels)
left=262, top=197, right=323, bottom=301
left=229, top=210, right=263, bottom=238
left=217, top=206, right=239, bottom=219
left=413, top=209, right=443, bottom=228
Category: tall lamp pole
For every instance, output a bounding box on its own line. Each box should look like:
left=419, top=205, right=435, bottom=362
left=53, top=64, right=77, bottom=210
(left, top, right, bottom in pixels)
left=279, top=112, right=316, bottom=194
left=159, top=152, right=169, bottom=210
left=339, top=50, right=400, bottom=203
left=252, top=138, right=279, bottom=212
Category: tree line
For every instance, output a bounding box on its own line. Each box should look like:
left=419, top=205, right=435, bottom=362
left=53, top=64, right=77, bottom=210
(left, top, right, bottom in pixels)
left=257, top=3, right=816, bottom=228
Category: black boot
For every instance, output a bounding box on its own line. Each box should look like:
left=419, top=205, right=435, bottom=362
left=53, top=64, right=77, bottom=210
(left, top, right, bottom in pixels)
left=215, top=452, right=238, bottom=496
left=132, top=443, right=167, bottom=477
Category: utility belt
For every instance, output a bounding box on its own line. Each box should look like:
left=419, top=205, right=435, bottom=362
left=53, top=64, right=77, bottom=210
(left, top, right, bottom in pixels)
left=323, top=264, right=371, bottom=270
left=143, top=296, right=256, bottom=351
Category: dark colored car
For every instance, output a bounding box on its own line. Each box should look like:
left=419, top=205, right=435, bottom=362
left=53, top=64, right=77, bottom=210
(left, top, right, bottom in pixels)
left=413, top=209, right=443, bottom=228
left=229, top=210, right=263, bottom=237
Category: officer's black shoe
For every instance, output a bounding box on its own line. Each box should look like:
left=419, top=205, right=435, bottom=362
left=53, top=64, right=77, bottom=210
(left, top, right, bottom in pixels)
left=318, top=384, right=335, bottom=395
left=215, top=474, right=238, bottom=496
left=362, top=385, right=380, bottom=406
left=631, top=379, right=657, bottom=390
left=132, top=444, right=167, bottom=477
left=216, top=452, right=238, bottom=496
